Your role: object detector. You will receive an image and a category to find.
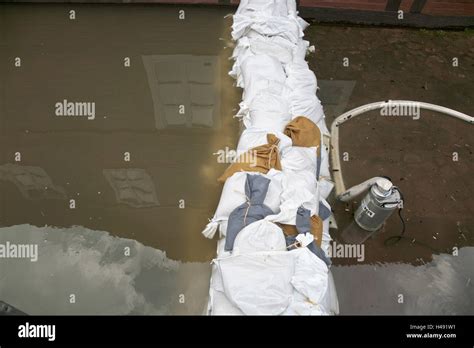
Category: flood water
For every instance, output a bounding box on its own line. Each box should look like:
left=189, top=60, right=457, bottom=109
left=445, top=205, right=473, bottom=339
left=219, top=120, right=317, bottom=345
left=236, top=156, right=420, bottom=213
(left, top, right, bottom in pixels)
left=0, top=4, right=239, bottom=314
left=0, top=4, right=473, bottom=315
left=0, top=3, right=240, bottom=263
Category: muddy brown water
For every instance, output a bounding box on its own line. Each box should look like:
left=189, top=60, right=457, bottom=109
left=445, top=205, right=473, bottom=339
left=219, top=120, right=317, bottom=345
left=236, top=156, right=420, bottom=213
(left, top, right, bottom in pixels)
left=0, top=5, right=473, bottom=314
left=0, top=4, right=240, bottom=263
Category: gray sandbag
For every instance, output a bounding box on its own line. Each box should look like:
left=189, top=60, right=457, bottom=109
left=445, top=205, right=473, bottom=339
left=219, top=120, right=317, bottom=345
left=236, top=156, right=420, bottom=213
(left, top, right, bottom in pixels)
left=318, top=201, right=331, bottom=220
left=225, top=174, right=274, bottom=251
left=286, top=206, right=332, bottom=266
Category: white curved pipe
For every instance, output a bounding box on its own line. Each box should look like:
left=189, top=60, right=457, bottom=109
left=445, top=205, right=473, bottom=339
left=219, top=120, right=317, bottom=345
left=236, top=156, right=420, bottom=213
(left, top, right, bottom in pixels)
left=337, top=176, right=384, bottom=202
left=330, top=100, right=474, bottom=198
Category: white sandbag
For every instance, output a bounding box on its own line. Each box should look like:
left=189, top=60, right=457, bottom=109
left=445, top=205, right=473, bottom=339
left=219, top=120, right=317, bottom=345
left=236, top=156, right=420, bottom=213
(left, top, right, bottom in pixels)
left=243, top=92, right=292, bottom=133
left=236, top=128, right=292, bottom=156
left=209, top=288, right=244, bottom=315
left=234, top=0, right=301, bottom=22
left=232, top=15, right=304, bottom=44
left=210, top=245, right=335, bottom=316
left=292, top=39, right=311, bottom=62
left=213, top=247, right=330, bottom=316
left=210, top=258, right=225, bottom=293
left=290, top=247, right=329, bottom=304
left=216, top=251, right=295, bottom=315
left=265, top=170, right=319, bottom=225
left=236, top=0, right=291, bottom=17
left=320, top=198, right=331, bottom=220
left=247, top=33, right=296, bottom=64
left=296, top=17, right=310, bottom=32
left=285, top=62, right=317, bottom=95
left=241, top=54, right=286, bottom=84
left=322, top=271, right=340, bottom=315
left=209, top=254, right=242, bottom=314
left=286, top=0, right=297, bottom=16
left=214, top=221, right=294, bottom=317
left=241, top=54, right=286, bottom=90
left=319, top=144, right=331, bottom=178
left=318, top=178, right=334, bottom=200
left=218, top=220, right=228, bottom=238
left=280, top=143, right=319, bottom=210
left=281, top=153, right=318, bottom=196
left=229, top=37, right=255, bottom=86
left=321, top=218, right=331, bottom=255
left=233, top=220, right=287, bottom=255
left=240, top=79, right=288, bottom=109
left=281, top=146, right=317, bottom=173
left=317, top=117, right=330, bottom=136
left=202, top=170, right=283, bottom=239
left=284, top=292, right=327, bottom=315
left=237, top=54, right=287, bottom=104
left=285, top=170, right=318, bottom=199
left=273, top=188, right=317, bottom=224
left=288, top=92, right=325, bottom=125
left=230, top=35, right=293, bottom=87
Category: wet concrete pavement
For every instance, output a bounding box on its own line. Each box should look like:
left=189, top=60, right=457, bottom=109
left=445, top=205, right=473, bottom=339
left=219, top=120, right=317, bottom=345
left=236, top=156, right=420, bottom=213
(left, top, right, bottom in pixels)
left=308, top=25, right=473, bottom=314
left=307, top=25, right=473, bottom=265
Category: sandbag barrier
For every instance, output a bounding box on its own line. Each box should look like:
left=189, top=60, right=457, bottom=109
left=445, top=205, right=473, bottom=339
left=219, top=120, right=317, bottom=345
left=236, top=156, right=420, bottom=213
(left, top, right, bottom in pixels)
left=202, top=0, right=339, bottom=315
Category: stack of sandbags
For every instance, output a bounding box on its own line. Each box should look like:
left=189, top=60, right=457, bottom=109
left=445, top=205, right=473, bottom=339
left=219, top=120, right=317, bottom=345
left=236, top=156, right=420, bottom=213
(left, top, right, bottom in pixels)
left=202, top=0, right=338, bottom=315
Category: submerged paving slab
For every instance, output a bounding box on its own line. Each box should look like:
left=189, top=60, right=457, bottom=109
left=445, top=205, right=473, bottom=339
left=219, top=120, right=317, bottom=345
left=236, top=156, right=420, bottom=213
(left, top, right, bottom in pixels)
left=142, top=54, right=221, bottom=130
left=103, top=168, right=160, bottom=208
left=0, top=164, right=66, bottom=200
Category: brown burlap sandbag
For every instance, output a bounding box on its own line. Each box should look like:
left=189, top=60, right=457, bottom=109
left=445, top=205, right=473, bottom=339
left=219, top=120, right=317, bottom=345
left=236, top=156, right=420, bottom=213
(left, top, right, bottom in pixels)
left=218, top=134, right=282, bottom=183
left=284, top=116, right=321, bottom=156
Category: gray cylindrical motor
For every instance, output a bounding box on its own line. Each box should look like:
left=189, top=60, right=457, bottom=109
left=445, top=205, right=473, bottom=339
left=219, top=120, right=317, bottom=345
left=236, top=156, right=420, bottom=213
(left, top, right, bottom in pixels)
left=354, top=178, right=401, bottom=232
